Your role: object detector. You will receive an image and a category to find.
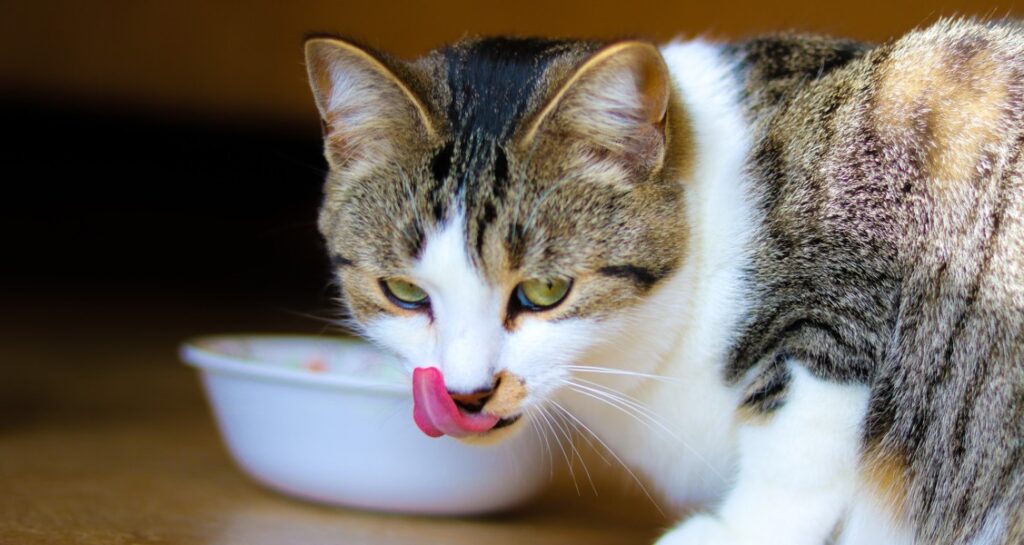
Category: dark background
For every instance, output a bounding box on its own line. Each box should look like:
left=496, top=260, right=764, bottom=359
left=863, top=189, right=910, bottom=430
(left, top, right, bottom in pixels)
left=1, top=0, right=1020, bottom=329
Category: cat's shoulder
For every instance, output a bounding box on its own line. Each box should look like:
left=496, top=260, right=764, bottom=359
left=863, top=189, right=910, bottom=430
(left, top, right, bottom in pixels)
left=873, top=18, right=1024, bottom=182
left=876, top=17, right=1024, bottom=113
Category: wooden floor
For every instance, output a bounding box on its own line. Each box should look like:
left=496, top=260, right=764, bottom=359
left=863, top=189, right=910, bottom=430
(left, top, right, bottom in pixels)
left=0, top=297, right=668, bottom=545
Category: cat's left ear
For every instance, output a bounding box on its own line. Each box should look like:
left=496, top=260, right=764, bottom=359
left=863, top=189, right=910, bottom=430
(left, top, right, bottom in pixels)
left=304, top=37, right=436, bottom=173
left=520, top=41, right=671, bottom=181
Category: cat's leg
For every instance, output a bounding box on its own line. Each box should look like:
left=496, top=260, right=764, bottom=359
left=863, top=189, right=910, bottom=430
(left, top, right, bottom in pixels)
left=656, top=364, right=870, bottom=545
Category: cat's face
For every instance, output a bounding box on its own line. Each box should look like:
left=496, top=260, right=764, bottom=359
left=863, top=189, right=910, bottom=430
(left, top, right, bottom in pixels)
left=305, top=37, right=692, bottom=441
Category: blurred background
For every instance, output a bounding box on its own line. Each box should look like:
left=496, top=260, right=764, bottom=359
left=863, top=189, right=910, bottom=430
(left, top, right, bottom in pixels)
left=1, top=0, right=1020, bottom=324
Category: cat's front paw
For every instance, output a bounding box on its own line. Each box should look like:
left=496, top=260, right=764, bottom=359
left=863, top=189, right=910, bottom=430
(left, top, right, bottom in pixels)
left=655, top=514, right=737, bottom=545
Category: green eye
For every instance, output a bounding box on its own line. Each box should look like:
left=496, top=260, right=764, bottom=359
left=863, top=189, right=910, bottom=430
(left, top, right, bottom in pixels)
left=381, top=278, right=429, bottom=309
left=516, top=277, right=572, bottom=311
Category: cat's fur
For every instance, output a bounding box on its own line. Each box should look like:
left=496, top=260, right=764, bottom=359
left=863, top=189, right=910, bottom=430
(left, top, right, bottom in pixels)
left=305, top=18, right=1024, bottom=545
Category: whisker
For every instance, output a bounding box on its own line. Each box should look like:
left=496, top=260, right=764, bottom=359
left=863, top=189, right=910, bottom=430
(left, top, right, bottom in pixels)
left=562, top=365, right=683, bottom=384
left=526, top=406, right=555, bottom=480
left=548, top=400, right=667, bottom=517
left=562, top=379, right=727, bottom=482
left=566, top=381, right=675, bottom=439
left=552, top=405, right=612, bottom=468
left=572, top=378, right=672, bottom=424
left=537, top=404, right=580, bottom=495
left=548, top=405, right=598, bottom=495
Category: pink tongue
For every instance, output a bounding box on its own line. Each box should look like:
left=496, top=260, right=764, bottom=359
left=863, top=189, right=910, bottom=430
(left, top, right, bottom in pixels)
left=412, top=367, right=500, bottom=438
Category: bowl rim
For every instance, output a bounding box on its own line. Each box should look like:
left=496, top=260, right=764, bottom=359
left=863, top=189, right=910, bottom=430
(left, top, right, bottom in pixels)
left=180, top=334, right=410, bottom=396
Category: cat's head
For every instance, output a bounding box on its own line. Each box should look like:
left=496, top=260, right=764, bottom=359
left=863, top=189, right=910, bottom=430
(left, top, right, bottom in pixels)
left=305, top=36, right=693, bottom=442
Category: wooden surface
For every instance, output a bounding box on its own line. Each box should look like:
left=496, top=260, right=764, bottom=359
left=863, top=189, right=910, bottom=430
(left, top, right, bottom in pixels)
left=0, top=298, right=667, bottom=544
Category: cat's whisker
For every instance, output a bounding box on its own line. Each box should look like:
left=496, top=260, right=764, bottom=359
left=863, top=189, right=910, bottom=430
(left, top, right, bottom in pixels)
left=564, top=380, right=676, bottom=438
left=561, top=365, right=683, bottom=384
left=275, top=307, right=354, bottom=336
left=565, top=384, right=676, bottom=448
left=571, top=378, right=671, bottom=421
left=525, top=406, right=555, bottom=481
left=536, top=404, right=581, bottom=496
left=550, top=407, right=613, bottom=468
left=547, top=404, right=598, bottom=496
left=547, top=400, right=667, bottom=517
left=561, top=379, right=726, bottom=482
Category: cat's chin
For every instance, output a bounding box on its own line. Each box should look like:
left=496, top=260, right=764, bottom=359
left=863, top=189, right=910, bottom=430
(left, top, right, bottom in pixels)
left=455, top=415, right=526, bottom=446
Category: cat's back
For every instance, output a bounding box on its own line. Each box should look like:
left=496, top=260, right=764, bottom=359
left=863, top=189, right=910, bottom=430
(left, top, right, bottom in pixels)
left=738, top=18, right=1024, bottom=262
left=729, top=19, right=1024, bottom=544
left=732, top=18, right=1024, bottom=331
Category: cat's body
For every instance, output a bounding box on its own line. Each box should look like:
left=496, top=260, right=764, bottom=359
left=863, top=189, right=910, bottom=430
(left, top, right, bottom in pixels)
left=304, top=18, right=1024, bottom=545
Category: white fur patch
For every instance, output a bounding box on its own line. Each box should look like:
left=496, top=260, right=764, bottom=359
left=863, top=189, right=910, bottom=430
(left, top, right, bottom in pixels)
left=365, top=213, right=606, bottom=405
left=413, top=214, right=506, bottom=392
left=658, top=365, right=871, bottom=545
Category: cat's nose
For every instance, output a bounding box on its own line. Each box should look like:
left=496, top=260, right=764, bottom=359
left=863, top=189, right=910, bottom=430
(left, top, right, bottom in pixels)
left=448, top=377, right=499, bottom=414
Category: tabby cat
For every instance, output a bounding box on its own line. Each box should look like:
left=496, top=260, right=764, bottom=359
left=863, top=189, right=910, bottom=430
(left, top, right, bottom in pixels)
left=303, top=18, right=1023, bottom=545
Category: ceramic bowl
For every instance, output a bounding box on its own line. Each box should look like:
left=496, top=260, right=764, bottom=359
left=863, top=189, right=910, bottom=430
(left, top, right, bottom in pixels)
left=180, top=334, right=547, bottom=515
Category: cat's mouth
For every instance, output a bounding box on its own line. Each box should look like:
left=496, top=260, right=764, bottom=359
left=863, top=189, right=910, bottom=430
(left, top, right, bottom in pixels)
left=492, top=414, right=522, bottom=429
left=412, top=367, right=524, bottom=439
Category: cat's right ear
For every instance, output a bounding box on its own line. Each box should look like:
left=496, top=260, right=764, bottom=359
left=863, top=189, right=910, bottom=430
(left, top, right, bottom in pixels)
left=519, top=41, right=671, bottom=183
left=304, top=38, right=436, bottom=173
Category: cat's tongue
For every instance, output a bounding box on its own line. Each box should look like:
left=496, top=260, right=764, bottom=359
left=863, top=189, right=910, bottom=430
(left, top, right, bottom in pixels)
left=412, top=367, right=500, bottom=438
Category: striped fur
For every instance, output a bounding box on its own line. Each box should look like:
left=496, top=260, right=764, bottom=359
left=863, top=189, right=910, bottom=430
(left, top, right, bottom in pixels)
left=727, top=19, right=1024, bottom=543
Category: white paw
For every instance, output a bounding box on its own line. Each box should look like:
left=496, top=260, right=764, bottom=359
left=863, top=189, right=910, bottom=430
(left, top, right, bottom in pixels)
left=655, top=514, right=738, bottom=545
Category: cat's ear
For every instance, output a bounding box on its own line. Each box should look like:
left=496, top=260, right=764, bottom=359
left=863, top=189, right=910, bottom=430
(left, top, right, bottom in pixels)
left=305, top=37, right=436, bottom=173
left=520, top=41, right=671, bottom=181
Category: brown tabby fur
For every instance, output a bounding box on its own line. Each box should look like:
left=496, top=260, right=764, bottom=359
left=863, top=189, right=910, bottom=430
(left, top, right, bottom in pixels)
left=729, top=19, right=1024, bottom=543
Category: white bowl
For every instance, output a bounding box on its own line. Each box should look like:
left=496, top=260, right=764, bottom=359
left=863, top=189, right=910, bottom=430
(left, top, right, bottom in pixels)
left=180, top=334, right=548, bottom=515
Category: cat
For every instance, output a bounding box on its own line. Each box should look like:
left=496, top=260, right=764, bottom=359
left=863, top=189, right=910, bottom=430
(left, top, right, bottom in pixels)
left=303, top=17, right=1024, bottom=545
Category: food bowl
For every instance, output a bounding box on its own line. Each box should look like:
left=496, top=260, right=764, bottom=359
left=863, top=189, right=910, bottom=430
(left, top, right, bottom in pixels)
left=180, top=334, right=548, bottom=515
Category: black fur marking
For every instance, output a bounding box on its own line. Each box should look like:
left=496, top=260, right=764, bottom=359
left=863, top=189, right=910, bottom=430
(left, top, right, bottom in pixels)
left=427, top=143, right=453, bottom=222
left=741, top=357, right=792, bottom=413
left=401, top=220, right=425, bottom=259
left=431, top=141, right=454, bottom=181
left=597, top=264, right=665, bottom=289
left=727, top=313, right=870, bottom=384
left=442, top=37, right=572, bottom=204
left=444, top=38, right=567, bottom=143
left=777, top=317, right=859, bottom=354
left=864, top=373, right=898, bottom=443
left=431, top=200, right=446, bottom=223
left=476, top=202, right=497, bottom=260
left=506, top=222, right=526, bottom=270
left=494, top=146, right=509, bottom=185
left=330, top=255, right=354, bottom=268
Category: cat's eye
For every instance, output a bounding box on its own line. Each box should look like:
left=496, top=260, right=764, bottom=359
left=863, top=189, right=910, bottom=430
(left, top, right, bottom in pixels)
left=515, top=278, right=572, bottom=311
left=381, top=278, right=429, bottom=310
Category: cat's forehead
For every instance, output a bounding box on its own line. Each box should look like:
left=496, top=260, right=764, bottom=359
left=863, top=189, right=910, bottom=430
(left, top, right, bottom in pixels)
left=415, top=37, right=601, bottom=186
left=432, top=37, right=597, bottom=141
left=408, top=38, right=606, bottom=270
